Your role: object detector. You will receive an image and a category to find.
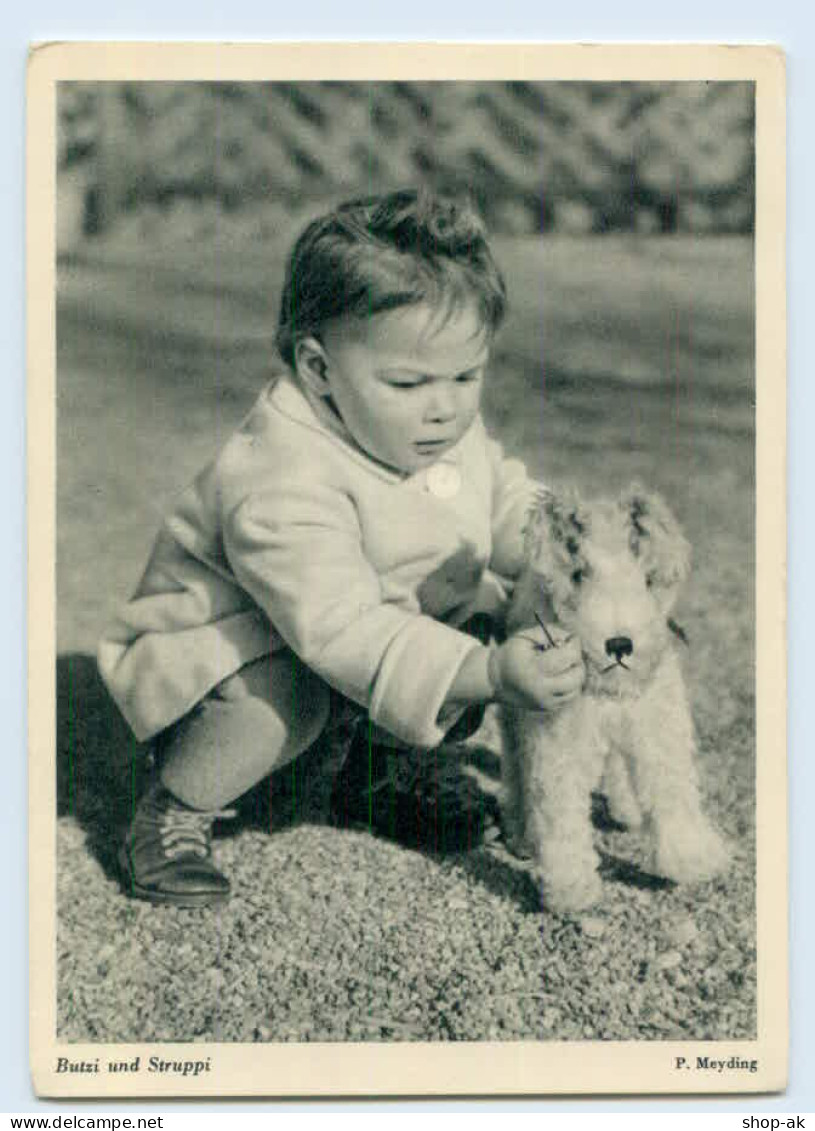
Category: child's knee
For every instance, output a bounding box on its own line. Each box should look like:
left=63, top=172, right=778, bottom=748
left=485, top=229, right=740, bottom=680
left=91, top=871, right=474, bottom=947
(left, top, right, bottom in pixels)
left=215, top=653, right=330, bottom=746
left=213, top=660, right=271, bottom=702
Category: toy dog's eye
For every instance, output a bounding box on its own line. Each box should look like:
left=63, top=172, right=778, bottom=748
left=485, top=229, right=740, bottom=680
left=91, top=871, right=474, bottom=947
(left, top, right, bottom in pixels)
left=571, top=568, right=585, bottom=585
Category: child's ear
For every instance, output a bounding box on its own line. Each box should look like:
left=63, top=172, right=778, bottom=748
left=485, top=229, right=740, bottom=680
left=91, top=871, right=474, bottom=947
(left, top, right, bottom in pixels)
left=294, top=337, right=330, bottom=397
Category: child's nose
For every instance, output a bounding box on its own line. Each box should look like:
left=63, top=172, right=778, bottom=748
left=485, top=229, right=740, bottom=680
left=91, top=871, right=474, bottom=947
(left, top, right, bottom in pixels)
left=424, top=384, right=457, bottom=422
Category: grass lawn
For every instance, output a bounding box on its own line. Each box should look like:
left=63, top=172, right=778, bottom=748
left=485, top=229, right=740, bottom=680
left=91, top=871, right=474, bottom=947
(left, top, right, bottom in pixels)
left=55, top=234, right=756, bottom=1043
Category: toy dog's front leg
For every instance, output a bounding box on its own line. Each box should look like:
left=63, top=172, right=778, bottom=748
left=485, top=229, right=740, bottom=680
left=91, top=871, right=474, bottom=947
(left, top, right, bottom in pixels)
left=625, top=653, right=730, bottom=884
left=507, top=702, right=606, bottom=912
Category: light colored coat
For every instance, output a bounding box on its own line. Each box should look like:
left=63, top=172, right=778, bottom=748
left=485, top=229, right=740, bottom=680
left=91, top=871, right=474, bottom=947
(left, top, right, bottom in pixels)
left=98, top=371, right=536, bottom=747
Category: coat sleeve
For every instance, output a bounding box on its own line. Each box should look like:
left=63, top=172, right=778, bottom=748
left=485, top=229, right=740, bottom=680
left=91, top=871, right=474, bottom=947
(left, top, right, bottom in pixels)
left=222, top=481, right=483, bottom=748
left=486, top=436, right=540, bottom=579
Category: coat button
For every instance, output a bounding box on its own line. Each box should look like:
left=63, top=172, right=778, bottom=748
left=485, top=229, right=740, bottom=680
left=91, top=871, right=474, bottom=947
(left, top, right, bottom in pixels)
left=426, top=463, right=462, bottom=499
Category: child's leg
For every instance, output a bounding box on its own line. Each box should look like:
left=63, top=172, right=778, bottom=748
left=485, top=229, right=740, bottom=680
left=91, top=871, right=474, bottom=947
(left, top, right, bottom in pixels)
left=160, top=651, right=331, bottom=810
left=120, top=651, right=331, bottom=906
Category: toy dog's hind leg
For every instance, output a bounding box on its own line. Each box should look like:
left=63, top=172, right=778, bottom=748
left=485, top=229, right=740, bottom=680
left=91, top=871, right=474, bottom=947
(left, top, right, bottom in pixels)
left=624, top=652, right=730, bottom=884
left=601, top=748, right=643, bottom=830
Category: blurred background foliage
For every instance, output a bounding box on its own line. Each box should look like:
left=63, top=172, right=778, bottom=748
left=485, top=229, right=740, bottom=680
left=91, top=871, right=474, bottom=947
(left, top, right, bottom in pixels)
left=57, top=81, right=754, bottom=254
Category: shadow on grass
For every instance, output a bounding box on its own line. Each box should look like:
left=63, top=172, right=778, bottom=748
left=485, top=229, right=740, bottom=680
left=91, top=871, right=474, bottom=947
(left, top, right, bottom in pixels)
left=454, top=790, right=674, bottom=915
left=597, top=853, right=674, bottom=894
left=56, top=654, right=506, bottom=884
left=57, top=653, right=148, bottom=880
left=56, top=653, right=344, bottom=882
left=57, top=653, right=671, bottom=908
left=328, top=739, right=504, bottom=858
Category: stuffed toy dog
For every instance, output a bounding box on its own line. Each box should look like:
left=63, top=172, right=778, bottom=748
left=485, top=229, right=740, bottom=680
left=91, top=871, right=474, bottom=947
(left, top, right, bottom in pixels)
left=500, top=485, right=729, bottom=913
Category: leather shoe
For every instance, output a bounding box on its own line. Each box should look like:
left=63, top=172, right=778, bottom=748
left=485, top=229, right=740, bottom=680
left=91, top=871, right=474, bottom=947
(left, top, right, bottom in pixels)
left=119, top=782, right=234, bottom=907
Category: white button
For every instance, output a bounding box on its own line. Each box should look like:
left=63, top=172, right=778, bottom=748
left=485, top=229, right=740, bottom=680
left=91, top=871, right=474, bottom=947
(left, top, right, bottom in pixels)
left=426, top=463, right=462, bottom=499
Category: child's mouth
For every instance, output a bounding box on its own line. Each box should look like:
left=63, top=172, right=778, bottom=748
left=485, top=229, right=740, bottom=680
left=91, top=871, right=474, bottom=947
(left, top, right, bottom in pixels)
left=414, top=438, right=451, bottom=454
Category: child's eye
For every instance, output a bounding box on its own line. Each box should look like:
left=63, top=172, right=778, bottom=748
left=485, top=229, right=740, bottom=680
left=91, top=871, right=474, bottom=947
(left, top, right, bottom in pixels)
left=455, top=368, right=483, bottom=384
left=386, top=378, right=426, bottom=389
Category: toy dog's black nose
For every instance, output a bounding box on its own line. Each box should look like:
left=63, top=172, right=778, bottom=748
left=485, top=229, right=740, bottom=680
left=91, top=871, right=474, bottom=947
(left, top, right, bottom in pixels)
left=605, top=636, right=634, bottom=660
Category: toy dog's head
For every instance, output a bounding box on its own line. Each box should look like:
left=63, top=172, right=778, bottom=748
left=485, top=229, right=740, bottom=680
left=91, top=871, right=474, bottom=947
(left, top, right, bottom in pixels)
left=522, top=484, right=691, bottom=696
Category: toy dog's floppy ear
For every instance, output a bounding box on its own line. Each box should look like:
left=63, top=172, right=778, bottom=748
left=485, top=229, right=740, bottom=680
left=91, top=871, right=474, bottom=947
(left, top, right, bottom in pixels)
left=525, top=485, right=590, bottom=577
left=622, top=485, right=691, bottom=590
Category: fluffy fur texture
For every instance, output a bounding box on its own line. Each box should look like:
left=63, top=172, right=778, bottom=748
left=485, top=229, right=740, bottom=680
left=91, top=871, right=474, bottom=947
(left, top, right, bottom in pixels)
left=500, top=484, right=730, bottom=913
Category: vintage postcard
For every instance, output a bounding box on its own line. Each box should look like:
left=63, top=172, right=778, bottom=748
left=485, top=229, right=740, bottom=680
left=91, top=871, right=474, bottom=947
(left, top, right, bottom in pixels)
left=28, top=42, right=786, bottom=1097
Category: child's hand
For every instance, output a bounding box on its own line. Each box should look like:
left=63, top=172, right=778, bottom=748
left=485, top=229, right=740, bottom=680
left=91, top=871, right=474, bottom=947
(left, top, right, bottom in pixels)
left=489, top=624, right=584, bottom=711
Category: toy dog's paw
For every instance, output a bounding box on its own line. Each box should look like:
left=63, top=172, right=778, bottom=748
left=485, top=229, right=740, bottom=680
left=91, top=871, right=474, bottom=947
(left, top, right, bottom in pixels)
left=655, top=821, right=730, bottom=884
left=541, top=868, right=604, bottom=914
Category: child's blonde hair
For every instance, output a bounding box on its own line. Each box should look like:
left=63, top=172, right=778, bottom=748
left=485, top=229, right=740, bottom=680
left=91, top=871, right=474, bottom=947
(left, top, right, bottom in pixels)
left=275, top=188, right=507, bottom=366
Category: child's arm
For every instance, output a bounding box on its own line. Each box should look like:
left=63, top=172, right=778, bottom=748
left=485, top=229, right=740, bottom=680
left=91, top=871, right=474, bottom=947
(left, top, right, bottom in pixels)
left=224, top=481, right=495, bottom=749
left=444, top=623, right=584, bottom=713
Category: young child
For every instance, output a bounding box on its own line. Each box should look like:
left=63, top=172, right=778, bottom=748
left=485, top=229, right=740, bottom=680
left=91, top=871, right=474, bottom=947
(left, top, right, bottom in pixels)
left=98, top=188, right=584, bottom=906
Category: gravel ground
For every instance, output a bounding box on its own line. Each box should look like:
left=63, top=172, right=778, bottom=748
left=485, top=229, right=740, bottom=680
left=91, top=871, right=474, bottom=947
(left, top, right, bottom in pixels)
left=57, top=697, right=755, bottom=1043
left=55, top=235, right=756, bottom=1044
left=58, top=827, right=753, bottom=1043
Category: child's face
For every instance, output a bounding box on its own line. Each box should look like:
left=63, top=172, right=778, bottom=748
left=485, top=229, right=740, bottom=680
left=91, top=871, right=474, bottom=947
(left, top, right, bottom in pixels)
left=301, top=302, right=490, bottom=476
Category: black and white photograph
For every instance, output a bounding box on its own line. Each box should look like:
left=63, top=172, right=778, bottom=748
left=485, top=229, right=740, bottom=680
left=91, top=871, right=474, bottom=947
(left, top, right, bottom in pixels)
left=28, top=42, right=786, bottom=1097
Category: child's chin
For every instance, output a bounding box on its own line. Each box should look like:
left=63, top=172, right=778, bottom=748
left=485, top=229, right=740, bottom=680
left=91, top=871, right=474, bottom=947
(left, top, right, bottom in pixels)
left=360, top=446, right=415, bottom=476
left=402, top=449, right=442, bottom=473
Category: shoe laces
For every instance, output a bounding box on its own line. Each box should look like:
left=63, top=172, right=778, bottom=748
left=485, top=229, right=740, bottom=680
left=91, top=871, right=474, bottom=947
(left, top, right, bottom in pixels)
left=158, top=806, right=236, bottom=860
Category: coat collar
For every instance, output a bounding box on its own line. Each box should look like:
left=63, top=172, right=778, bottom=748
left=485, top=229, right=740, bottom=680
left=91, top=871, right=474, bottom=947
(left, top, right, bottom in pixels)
left=264, top=370, right=470, bottom=487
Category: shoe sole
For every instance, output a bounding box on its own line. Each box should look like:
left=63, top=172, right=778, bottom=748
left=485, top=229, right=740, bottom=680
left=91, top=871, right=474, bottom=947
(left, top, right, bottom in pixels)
left=117, top=847, right=230, bottom=908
